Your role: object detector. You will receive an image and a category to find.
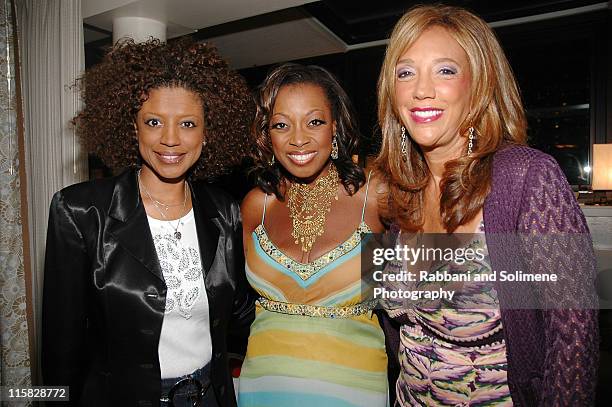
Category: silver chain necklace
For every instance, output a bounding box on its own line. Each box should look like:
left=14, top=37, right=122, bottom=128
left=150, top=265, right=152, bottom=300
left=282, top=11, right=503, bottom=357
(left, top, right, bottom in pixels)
left=138, top=170, right=188, bottom=240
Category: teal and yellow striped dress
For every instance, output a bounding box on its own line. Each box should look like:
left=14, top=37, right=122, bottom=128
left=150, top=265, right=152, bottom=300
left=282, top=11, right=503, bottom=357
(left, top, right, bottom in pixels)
left=238, top=192, right=388, bottom=407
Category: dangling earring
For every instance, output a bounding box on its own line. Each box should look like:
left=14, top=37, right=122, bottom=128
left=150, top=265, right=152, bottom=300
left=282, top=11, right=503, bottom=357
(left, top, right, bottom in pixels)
left=467, top=126, right=475, bottom=156
left=202, top=139, right=207, bottom=147
left=400, top=126, right=407, bottom=161
left=331, top=133, right=339, bottom=160
left=269, top=154, right=275, bottom=166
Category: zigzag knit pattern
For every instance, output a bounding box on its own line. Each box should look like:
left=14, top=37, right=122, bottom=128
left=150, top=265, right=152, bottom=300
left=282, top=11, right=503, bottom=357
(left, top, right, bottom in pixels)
left=484, top=145, right=599, bottom=406
left=382, top=145, right=599, bottom=407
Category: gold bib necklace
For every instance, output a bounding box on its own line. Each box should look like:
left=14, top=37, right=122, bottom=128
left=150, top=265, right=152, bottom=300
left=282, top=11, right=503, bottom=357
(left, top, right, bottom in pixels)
left=287, top=164, right=340, bottom=253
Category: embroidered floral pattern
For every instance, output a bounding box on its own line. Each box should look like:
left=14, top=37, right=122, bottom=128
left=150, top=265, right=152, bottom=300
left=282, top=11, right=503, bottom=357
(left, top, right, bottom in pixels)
left=153, top=234, right=202, bottom=320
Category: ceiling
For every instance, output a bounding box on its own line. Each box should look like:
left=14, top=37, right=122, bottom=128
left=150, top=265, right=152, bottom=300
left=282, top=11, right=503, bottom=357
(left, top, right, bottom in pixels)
left=83, top=0, right=610, bottom=69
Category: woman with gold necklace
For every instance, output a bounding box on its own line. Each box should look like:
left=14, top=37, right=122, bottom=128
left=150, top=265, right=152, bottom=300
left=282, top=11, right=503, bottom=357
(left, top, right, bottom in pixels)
left=238, top=63, right=389, bottom=407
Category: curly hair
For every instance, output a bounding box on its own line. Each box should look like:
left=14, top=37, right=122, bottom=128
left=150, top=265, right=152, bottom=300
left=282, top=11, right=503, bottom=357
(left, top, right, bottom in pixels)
left=375, top=4, right=527, bottom=232
left=73, top=38, right=255, bottom=179
left=251, top=63, right=365, bottom=199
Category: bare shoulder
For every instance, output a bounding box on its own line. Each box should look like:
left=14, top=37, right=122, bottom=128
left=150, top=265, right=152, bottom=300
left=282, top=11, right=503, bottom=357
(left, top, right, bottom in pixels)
left=371, top=170, right=389, bottom=195
left=363, top=171, right=386, bottom=232
left=241, top=188, right=268, bottom=234
left=365, top=171, right=389, bottom=210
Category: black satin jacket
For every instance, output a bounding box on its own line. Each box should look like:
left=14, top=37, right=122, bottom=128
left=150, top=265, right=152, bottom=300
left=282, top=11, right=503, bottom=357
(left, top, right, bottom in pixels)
left=42, top=169, right=255, bottom=406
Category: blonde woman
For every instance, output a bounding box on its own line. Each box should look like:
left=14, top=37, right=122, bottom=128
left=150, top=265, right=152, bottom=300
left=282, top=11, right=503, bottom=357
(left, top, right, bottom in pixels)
left=375, top=5, right=598, bottom=406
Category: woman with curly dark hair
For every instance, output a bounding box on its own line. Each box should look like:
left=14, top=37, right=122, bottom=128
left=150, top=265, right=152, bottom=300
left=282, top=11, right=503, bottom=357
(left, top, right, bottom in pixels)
left=42, top=39, right=255, bottom=407
left=238, top=63, right=388, bottom=406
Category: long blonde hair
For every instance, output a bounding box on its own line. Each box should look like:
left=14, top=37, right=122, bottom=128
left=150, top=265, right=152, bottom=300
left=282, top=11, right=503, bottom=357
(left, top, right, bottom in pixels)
left=375, top=4, right=527, bottom=232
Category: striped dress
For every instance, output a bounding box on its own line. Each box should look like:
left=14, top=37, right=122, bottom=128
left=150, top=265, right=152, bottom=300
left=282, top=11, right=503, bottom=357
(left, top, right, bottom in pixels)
left=238, top=185, right=388, bottom=407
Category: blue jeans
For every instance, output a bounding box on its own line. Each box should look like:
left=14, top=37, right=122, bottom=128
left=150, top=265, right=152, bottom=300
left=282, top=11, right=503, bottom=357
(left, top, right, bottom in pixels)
left=160, top=365, right=218, bottom=407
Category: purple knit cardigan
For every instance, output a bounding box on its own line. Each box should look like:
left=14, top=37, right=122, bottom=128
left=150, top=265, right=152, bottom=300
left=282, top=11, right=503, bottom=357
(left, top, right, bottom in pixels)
left=383, top=145, right=599, bottom=406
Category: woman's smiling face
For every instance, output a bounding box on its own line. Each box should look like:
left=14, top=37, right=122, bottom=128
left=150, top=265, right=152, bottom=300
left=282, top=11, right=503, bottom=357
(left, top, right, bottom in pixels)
left=269, top=83, right=336, bottom=182
left=136, top=86, right=205, bottom=182
left=394, top=25, right=472, bottom=155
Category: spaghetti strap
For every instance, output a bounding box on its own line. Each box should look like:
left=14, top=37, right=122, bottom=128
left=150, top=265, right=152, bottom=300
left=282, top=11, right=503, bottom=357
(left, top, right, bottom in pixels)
left=361, top=171, right=373, bottom=223
left=261, top=194, right=269, bottom=226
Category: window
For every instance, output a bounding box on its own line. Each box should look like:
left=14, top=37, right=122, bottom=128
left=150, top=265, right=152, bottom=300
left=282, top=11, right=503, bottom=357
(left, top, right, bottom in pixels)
left=498, top=10, right=609, bottom=186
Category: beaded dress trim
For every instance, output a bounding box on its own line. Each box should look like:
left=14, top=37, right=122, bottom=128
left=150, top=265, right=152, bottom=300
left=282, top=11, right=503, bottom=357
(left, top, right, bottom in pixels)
left=257, top=297, right=377, bottom=318
left=253, top=221, right=372, bottom=281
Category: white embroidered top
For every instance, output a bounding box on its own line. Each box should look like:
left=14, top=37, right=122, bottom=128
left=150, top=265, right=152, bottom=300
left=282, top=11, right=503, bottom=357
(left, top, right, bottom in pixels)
left=147, top=209, right=212, bottom=378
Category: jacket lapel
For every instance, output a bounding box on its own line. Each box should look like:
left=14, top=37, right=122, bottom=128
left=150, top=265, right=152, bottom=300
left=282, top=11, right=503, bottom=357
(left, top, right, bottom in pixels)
left=107, top=169, right=164, bottom=281
left=190, top=182, right=220, bottom=282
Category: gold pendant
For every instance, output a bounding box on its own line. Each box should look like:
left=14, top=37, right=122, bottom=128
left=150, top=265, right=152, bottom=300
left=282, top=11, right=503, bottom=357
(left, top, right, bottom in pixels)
left=287, top=164, right=339, bottom=253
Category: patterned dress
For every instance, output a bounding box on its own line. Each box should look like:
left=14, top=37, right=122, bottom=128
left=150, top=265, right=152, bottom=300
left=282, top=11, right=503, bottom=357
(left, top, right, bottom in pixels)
left=238, top=184, right=388, bottom=407
left=389, top=223, right=512, bottom=406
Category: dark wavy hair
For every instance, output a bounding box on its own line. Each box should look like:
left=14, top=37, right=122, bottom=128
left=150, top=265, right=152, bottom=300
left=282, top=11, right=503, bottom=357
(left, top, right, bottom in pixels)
left=251, top=63, right=365, bottom=199
left=73, top=38, right=255, bottom=179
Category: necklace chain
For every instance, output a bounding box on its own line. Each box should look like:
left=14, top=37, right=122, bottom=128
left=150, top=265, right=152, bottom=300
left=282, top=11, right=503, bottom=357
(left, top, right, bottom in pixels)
left=138, top=169, right=188, bottom=240
left=287, top=164, right=339, bottom=253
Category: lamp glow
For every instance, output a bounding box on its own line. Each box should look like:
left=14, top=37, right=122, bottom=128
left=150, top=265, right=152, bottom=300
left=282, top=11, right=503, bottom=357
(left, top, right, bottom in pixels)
left=592, top=144, right=612, bottom=190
